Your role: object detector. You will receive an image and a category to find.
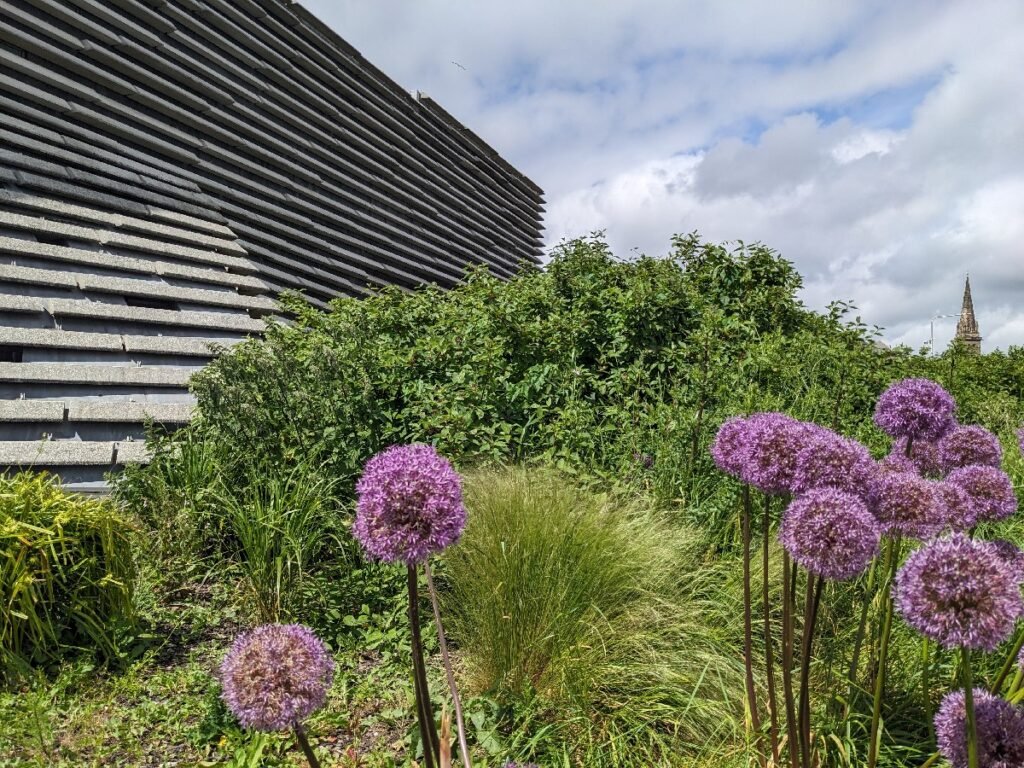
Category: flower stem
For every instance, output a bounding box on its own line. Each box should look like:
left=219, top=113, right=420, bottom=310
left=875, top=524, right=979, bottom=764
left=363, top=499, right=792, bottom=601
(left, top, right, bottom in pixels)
left=294, top=723, right=321, bottom=768
left=408, top=564, right=440, bottom=768
left=797, top=572, right=824, bottom=768
left=741, top=486, right=766, bottom=767
left=424, top=560, right=472, bottom=768
left=867, top=537, right=899, bottom=768
left=922, top=638, right=934, bottom=745
left=844, top=557, right=877, bottom=720
left=781, top=550, right=799, bottom=768
left=963, top=649, right=979, bottom=768
left=990, top=626, right=1024, bottom=694
left=762, top=495, right=781, bottom=765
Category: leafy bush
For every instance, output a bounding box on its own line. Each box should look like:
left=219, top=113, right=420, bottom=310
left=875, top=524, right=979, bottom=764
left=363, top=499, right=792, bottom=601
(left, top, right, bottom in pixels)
left=0, top=472, right=135, bottom=675
left=441, top=467, right=747, bottom=765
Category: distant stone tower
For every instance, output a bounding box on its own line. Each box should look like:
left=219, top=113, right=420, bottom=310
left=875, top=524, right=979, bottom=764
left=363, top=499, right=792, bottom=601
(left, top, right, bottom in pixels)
left=955, top=276, right=983, bottom=353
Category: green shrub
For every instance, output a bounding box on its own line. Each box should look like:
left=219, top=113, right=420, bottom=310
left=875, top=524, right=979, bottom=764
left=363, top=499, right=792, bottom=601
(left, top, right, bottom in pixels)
left=441, top=467, right=747, bottom=765
left=0, top=472, right=135, bottom=676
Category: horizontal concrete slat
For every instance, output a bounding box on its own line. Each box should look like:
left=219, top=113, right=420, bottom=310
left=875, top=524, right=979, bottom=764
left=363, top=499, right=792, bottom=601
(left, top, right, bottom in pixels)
left=69, top=401, right=193, bottom=423
left=0, top=440, right=114, bottom=466
left=0, top=362, right=194, bottom=386
left=0, top=326, right=124, bottom=351
left=0, top=400, right=65, bottom=422
left=114, top=440, right=151, bottom=464
left=122, top=333, right=239, bottom=357
left=46, top=298, right=266, bottom=332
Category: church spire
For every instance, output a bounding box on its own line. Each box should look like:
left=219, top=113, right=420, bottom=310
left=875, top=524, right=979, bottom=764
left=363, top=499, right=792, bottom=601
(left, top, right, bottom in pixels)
left=955, top=275, right=982, bottom=353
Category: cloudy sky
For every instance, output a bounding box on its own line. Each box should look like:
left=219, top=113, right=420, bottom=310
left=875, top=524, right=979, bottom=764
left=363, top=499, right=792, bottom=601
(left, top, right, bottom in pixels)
left=305, top=0, right=1024, bottom=351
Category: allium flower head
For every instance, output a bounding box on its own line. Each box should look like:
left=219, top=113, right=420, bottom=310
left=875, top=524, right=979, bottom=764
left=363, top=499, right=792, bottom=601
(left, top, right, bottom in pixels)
left=711, top=416, right=751, bottom=477
left=934, top=480, right=974, bottom=532
left=792, top=431, right=876, bottom=499
left=934, top=688, right=1024, bottom=768
left=891, top=437, right=942, bottom=477
left=895, top=534, right=1024, bottom=650
left=878, top=453, right=917, bottom=476
left=354, top=443, right=466, bottom=563
left=945, top=465, right=1018, bottom=527
left=779, top=489, right=881, bottom=580
left=739, top=413, right=822, bottom=495
left=874, top=378, right=956, bottom=441
left=869, top=471, right=946, bottom=540
left=939, top=425, right=1003, bottom=472
left=990, top=539, right=1024, bottom=584
left=220, top=624, right=334, bottom=732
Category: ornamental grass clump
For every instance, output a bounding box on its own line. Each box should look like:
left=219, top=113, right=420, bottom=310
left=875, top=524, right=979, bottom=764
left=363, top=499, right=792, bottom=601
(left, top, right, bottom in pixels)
left=220, top=624, right=334, bottom=768
left=354, top=443, right=470, bottom=768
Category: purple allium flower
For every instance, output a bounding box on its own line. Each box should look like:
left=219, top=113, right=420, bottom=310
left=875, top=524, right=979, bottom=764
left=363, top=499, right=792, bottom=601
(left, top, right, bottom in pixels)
left=1018, top=427, right=1024, bottom=457
left=874, top=378, right=956, bottom=441
left=354, top=443, right=466, bottom=563
left=934, top=688, right=1024, bottom=768
left=792, top=431, right=877, bottom=499
left=220, top=624, right=334, bottom=732
left=779, top=489, right=881, bottom=580
left=711, top=416, right=751, bottom=477
left=879, top=453, right=918, bottom=476
left=895, top=534, right=1024, bottom=651
left=939, top=425, right=1003, bottom=472
left=990, top=539, right=1024, bottom=584
left=739, top=413, right=822, bottom=495
left=891, top=437, right=943, bottom=477
left=869, top=471, right=946, bottom=540
left=934, top=480, right=975, bottom=532
left=945, top=465, right=1018, bottom=527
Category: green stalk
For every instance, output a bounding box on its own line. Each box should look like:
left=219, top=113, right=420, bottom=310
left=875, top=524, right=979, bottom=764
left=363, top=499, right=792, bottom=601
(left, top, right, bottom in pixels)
left=797, top=573, right=824, bottom=768
left=990, top=626, right=1024, bottom=694
left=294, top=723, right=322, bottom=768
left=867, top=537, right=899, bottom=768
left=922, top=638, right=934, bottom=745
left=408, top=564, right=440, bottom=768
left=762, top=495, right=781, bottom=765
left=844, top=557, right=878, bottom=720
left=781, top=551, right=799, bottom=768
left=741, top=486, right=766, bottom=767
left=963, top=649, right=978, bottom=768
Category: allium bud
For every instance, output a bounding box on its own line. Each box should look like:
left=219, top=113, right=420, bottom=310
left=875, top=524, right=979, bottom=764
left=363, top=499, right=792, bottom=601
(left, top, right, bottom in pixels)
left=869, top=471, right=945, bottom=540
left=779, top=488, right=881, bottom=580
left=934, top=688, right=1024, bottom=768
left=895, top=534, right=1023, bottom=651
left=220, top=624, right=334, bottom=732
left=873, top=378, right=956, bottom=441
left=354, top=443, right=466, bottom=563
left=945, top=465, right=1017, bottom=527
left=938, top=425, right=1003, bottom=472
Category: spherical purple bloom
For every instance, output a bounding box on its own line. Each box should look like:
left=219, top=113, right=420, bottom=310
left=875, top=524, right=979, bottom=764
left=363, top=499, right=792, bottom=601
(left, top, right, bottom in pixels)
left=739, top=413, right=822, bottom=495
left=869, top=471, right=946, bottom=540
left=354, top=443, right=466, bottom=563
left=939, top=425, right=1003, bottom=472
left=891, top=437, right=943, bottom=478
left=878, top=453, right=917, bottom=476
left=935, top=688, right=1024, bottom=768
left=945, top=465, right=1018, bottom=527
left=779, top=489, right=881, bottom=580
left=895, top=534, right=1023, bottom=651
left=934, top=480, right=975, bottom=532
left=711, top=416, right=751, bottom=477
left=990, top=539, right=1024, bottom=584
left=792, top=431, right=877, bottom=499
left=874, top=378, right=956, bottom=441
left=220, top=624, right=334, bottom=732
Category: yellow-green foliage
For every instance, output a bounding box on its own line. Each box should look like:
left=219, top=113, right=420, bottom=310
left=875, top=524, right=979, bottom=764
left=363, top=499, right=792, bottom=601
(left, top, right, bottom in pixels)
left=0, top=472, right=135, bottom=675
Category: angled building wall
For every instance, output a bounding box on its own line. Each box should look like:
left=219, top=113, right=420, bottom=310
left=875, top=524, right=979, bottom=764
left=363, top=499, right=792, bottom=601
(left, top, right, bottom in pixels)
left=0, top=0, right=544, bottom=490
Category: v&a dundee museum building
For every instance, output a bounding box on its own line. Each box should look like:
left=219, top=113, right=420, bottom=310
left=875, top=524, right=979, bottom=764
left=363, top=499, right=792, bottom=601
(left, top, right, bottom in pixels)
left=0, top=0, right=544, bottom=489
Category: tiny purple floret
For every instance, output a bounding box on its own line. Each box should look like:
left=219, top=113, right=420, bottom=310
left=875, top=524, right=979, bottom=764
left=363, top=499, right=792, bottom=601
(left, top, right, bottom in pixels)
left=354, top=443, right=466, bottom=563
left=220, top=624, right=334, bottom=732
left=874, top=378, right=956, bottom=441
left=895, top=534, right=1023, bottom=651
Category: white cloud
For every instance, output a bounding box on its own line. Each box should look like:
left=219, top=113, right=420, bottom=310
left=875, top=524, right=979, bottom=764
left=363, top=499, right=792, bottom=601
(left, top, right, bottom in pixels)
left=302, top=0, right=1024, bottom=350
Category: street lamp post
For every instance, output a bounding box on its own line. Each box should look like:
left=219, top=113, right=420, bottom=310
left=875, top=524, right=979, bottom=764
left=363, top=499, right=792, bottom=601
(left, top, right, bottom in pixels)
left=930, top=312, right=961, bottom=355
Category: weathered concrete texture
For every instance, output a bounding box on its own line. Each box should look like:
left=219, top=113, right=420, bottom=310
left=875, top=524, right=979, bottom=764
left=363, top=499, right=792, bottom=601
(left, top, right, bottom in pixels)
left=0, top=326, right=124, bottom=351
left=113, top=440, right=152, bottom=464
left=47, top=299, right=266, bottom=332
left=0, top=399, right=65, bottom=422
left=68, top=401, right=194, bottom=423
left=0, top=440, right=115, bottom=466
left=0, top=363, right=195, bottom=386
left=122, top=333, right=238, bottom=357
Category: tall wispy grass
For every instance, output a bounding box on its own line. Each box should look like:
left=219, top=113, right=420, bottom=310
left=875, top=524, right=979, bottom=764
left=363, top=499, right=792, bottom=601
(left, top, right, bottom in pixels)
left=0, top=472, right=134, bottom=677
left=442, top=467, right=748, bottom=766
left=214, top=459, right=339, bottom=623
